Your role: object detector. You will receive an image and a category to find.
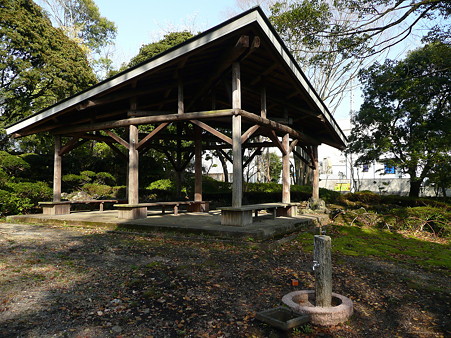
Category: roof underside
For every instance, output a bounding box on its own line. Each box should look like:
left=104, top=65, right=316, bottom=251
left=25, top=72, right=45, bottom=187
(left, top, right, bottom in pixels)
left=6, top=7, right=347, bottom=150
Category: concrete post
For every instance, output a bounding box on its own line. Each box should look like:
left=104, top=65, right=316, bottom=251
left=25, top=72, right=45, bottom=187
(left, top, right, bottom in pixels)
left=314, top=235, right=332, bottom=307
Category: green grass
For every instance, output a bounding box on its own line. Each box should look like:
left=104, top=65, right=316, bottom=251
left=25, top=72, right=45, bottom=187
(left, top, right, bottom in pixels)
left=297, top=225, right=450, bottom=273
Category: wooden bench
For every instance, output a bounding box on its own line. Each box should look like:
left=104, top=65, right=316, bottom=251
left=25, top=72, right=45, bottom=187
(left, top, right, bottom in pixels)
left=114, top=201, right=210, bottom=220
left=219, top=202, right=300, bottom=226
left=39, top=200, right=123, bottom=215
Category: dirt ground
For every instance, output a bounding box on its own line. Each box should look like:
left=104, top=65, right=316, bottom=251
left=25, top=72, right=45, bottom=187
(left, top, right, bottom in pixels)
left=0, top=222, right=449, bottom=337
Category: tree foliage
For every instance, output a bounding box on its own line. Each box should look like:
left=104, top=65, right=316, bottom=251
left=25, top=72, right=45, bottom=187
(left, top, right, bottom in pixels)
left=0, top=0, right=96, bottom=127
left=126, top=31, right=194, bottom=69
left=348, top=42, right=451, bottom=197
left=35, top=0, right=117, bottom=79
left=37, top=0, right=116, bottom=52
left=270, top=0, right=375, bottom=111
left=269, top=0, right=450, bottom=112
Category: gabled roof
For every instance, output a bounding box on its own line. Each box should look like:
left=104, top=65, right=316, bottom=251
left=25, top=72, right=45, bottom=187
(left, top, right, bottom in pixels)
left=6, top=6, right=347, bottom=149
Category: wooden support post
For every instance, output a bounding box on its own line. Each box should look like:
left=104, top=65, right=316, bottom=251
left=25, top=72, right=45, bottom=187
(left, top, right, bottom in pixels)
left=314, top=235, right=332, bottom=307
left=194, top=126, right=202, bottom=202
left=312, top=145, right=319, bottom=201
left=128, top=125, right=139, bottom=205
left=178, top=79, right=184, bottom=114
left=232, top=62, right=242, bottom=207
left=261, top=86, right=267, bottom=118
left=53, top=135, right=62, bottom=202
left=282, top=133, right=290, bottom=204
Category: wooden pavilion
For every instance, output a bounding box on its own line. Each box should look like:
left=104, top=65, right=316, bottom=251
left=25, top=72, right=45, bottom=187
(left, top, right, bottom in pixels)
left=6, top=7, right=346, bottom=224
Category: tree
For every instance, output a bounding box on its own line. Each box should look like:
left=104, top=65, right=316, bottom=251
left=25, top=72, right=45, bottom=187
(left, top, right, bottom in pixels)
left=347, top=42, right=450, bottom=197
left=269, top=0, right=449, bottom=112
left=35, top=0, right=117, bottom=79
left=126, top=31, right=194, bottom=68
left=270, top=0, right=377, bottom=112
left=0, top=0, right=97, bottom=128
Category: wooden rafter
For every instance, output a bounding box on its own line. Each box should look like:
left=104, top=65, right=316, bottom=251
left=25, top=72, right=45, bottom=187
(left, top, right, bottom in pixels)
left=186, top=35, right=250, bottom=111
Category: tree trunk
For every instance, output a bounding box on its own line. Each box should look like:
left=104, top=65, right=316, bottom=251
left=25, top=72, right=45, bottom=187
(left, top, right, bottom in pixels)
left=217, top=152, right=229, bottom=183
left=409, top=180, right=422, bottom=197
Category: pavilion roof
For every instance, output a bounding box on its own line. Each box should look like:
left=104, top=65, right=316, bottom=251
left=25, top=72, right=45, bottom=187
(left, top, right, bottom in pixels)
left=6, top=7, right=347, bottom=150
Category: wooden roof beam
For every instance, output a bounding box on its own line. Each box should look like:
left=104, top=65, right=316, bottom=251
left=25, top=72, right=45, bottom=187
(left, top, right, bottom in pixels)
left=52, top=109, right=235, bottom=135
left=186, top=35, right=250, bottom=111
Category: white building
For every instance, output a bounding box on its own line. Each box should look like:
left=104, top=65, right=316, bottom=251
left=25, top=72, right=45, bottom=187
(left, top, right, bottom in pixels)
left=318, top=119, right=438, bottom=196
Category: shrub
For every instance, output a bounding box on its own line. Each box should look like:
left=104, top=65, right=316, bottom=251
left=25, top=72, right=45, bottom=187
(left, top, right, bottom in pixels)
left=202, top=176, right=231, bottom=193
left=95, top=172, right=116, bottom=186
left=80, top=170, right=96, bottom=180
left=388, top=207, right=450, bottom=236
left=6, top=181, right=52, bottom=205
left=112, top=186, right=126, bottom=199
left=0, top=190, right=33, bottom=215
left=81, top=183, right=113, bottom=198
left=147, top=179, right=174, bottom=191
left=62, top=174, right=87, bottom=191
left=0, top=168, right=8, bottom=188
left=0, top=151, right=30, bottom=176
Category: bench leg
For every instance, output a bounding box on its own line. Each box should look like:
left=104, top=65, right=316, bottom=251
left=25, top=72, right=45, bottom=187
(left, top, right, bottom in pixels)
left=254, top=210, right=259, bottom=218
left=162, top=206, right=166, bottom=214
left=271, top=208, right=277, bottom=219
left=42, top=204, right=71, bottom=215
left=117, top=207, right=147, bottom=219
left=221, top=210, right=253, bottom=226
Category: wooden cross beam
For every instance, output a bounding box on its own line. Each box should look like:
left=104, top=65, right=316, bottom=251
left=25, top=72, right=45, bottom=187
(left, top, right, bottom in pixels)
left=190, top=119, right=232, bottom=145
left=53, top=109, right=235, bottom=135
left=58, top=137, right=89, bottom=156
left=241, top=124, right=260, bottom=144
left=136, top=122, right=169, bottom=151
left=105, top=130, right=130, bottom=149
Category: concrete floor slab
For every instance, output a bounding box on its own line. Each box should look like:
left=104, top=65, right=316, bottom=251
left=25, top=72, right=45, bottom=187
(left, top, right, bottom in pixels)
left=7, top=209, right=324, bottom=240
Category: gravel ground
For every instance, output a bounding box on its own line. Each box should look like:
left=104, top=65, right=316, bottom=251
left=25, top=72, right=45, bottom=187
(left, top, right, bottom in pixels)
left=0, top=222, right=449, bottom=337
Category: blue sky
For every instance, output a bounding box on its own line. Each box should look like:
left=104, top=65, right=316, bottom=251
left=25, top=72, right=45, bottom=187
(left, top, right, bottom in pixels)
left=95, top=0, right=240, bottom=66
